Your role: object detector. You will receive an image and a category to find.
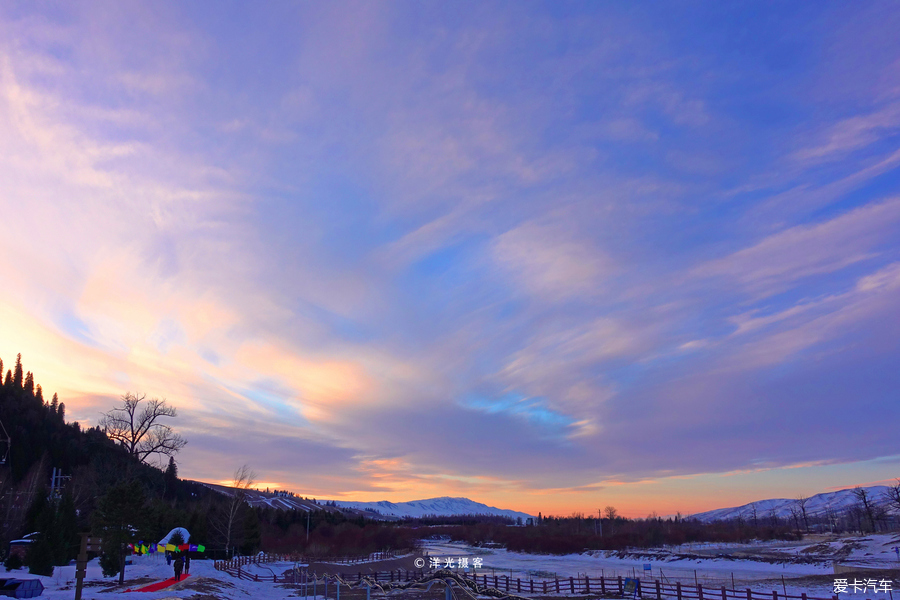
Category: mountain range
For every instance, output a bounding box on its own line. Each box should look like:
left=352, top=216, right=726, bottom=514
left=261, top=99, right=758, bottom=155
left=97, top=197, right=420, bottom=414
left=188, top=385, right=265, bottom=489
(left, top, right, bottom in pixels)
left=690, top=485, right=893, bottom=522
left=332, top=496, right=533, bottom=521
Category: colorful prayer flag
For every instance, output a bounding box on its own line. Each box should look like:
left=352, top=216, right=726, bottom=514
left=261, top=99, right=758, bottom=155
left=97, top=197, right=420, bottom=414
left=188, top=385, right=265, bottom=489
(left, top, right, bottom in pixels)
left=166, top=543, right=176, bottom=551
left=197, top=545, right=206, bottom=553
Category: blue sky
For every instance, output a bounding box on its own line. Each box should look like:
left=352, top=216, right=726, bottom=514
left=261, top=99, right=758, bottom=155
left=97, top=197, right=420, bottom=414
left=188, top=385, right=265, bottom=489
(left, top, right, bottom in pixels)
left=0, top=1, right=898, bottom=515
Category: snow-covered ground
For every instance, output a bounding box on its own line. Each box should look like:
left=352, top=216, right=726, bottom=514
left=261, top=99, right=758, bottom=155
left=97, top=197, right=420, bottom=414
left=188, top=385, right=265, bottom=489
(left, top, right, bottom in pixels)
left=3, top=554, right=307, bottom=599
left=421, top=537, right=900, bottom=599
left=4, top=535, right=897, bottom=599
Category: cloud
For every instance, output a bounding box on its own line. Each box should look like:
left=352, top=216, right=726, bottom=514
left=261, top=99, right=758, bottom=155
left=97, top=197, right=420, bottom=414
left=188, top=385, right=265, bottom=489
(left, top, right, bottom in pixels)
left=693, top=199, right=900, bottom=297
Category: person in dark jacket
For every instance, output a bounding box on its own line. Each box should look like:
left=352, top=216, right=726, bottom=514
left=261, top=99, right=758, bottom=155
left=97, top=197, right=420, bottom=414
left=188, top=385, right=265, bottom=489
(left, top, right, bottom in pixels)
left=174, top=554, right=184, bottom=581
left=184, top=553, right=191, bottom=575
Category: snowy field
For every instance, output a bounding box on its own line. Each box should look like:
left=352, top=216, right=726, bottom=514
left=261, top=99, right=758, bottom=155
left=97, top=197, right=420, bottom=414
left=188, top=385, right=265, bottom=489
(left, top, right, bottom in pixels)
left=421, top=536, right=900, bottom=599
left=3, top=535, right=898, bottom=599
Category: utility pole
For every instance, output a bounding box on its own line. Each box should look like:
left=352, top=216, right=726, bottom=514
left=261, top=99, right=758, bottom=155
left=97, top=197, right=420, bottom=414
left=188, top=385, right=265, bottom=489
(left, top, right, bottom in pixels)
left=598, top=509, right=603, bottom=537
left=307, top=509, right=310, bottom=542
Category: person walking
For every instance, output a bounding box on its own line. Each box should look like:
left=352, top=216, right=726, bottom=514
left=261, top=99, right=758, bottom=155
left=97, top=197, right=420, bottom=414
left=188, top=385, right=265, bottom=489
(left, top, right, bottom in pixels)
left=184, top=553, right=191, bottom=576
left=174, top=554, right=184, bottom=581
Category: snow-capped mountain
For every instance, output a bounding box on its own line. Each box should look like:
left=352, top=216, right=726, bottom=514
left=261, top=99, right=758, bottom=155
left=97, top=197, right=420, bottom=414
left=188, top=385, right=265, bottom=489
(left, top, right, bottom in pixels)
left=690, top=485, right=892, bottom=522
left=332, top=496, right=533, bottom=521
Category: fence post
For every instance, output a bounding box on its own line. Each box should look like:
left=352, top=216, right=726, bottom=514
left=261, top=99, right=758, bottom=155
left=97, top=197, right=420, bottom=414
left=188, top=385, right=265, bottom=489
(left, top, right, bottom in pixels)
left=601, top=576, right=606, bottom=594
left=698, top=583, right=703, bottom=600
left=773, top=592, right=778, bottom=600
left=656, top=581, right=662, bottom=600
left=517, top=578, right=521, bottom=593
left=618, top=576, right=623, bottom=595
left=506, top=576, right=510, bottom=592
left=543, top=581, right=547, bottom=594
left=585, top=576, right=590, bottom=593
left=722, top=586, right=727, bottom=600
left=556, top=578, right=561, bottom=594
left=570, top=577, right=575, bottom=593
left=531, top=579, right=534, bottom=593
left=677, top=581, right=682, bottom=600
left=746, top=589, right=751, bottom=600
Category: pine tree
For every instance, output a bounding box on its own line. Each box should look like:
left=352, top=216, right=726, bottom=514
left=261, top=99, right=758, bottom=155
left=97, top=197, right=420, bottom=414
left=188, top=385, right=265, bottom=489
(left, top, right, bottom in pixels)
left=94, top=480, right=147, bottom=583
left=23, top=372, right=34, bottom=396
left=35, top=384, right=43, bottom=405
left=3, top=369, right=10, bottom=387
left=57, top=402, right=65, bottom=422
left=50, top=393, right=58, bottom=414
left=240, top=508, right=261, bottom=555
left=164, top=457, right=178, bottom=500
left=26, top=498, right=58, bottom=576
left=55, top=492, right=79, bottom=564
left=13, top=354, right=23, bottom=388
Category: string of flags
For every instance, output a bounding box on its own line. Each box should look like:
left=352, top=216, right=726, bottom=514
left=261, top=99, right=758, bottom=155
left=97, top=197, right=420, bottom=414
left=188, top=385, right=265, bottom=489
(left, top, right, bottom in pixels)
left=128, top=542, right=206, bottom=555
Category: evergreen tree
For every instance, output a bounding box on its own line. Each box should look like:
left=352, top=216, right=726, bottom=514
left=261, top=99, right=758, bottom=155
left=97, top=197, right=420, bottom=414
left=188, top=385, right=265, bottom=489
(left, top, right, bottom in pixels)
left=55, top=492, right=79, bottom=564
left=35, top=384, right=43, bottom=405
left=94, top=480, right=147, bottom=583
left=57, top=402, right=65, bottom=422
left=164, top=457, right=178, bottom=500
left=26, top=497, right=58, bottom=576
left=4, top=369, right=11, bottom=387
left=13, top=354, right=23, bottom=388
left=23, top=372, right=34, bottom=396
left=240, top=508, right=261, bottom=555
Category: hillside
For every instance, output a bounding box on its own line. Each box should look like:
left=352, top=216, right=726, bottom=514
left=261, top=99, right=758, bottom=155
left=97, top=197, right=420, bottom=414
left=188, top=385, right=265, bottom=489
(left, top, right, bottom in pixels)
left=332, top=496, right=533, bottom=521
left=691, top=485, right=892, bottom=522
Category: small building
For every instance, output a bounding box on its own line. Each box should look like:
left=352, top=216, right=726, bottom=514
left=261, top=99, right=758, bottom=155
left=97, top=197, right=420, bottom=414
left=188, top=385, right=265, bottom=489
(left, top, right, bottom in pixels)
left=7, top=533, right=39, bottom=561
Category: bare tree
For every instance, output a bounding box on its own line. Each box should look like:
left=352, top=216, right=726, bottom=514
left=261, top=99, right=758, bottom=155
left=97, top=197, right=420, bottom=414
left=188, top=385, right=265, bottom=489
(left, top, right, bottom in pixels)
left=852, top=487, right=876, bottom=533
left=603, top=506, right=618, bottom=535
left=211, top=465, right=256, bottom=558
left=796, top=496, right=810, bottom=532
left=884, top=480, right=900, bottom=513
left=99, top=392, right=187, bottom=464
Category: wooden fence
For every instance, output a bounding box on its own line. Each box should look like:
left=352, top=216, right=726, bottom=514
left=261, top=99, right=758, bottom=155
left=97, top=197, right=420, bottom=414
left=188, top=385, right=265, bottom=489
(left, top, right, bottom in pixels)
left=214, top=550, right=399, bottom=572
left=214, top=566, right=845, bottom=600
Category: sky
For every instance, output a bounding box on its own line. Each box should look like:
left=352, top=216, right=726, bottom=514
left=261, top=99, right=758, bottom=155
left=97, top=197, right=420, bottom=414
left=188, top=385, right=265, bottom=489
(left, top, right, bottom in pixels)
left=1, top=1, right=899, bottom=518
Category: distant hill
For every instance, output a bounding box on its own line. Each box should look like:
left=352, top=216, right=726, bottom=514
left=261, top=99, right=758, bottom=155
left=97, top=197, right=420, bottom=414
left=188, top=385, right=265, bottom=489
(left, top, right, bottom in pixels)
left=332, top=496, right=533, bottom=521
left=690, top=485, right=892, bottom=522
left=196, top=484, right=532, bottom=522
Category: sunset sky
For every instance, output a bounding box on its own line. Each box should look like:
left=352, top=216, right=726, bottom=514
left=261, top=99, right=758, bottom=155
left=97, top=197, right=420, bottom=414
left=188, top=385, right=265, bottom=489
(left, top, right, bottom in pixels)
left=1, top=2, right=899, bottom=518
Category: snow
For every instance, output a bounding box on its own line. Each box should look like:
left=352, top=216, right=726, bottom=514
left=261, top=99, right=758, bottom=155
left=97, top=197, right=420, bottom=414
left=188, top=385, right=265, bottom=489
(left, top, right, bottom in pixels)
left=421, top=538, right=899, bottom=599
left=5, top=555, right=310, bottom=599
left=4, top=536, right=896, bottom=599
left=691, top=486, right=892, bottom=522
left=157, top=527, right=191, bottom=545
left=331, top=497, right=533, bottom=521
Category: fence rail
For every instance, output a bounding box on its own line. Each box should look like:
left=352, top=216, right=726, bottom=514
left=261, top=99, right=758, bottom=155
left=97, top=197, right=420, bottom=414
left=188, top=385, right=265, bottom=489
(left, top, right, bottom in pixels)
left=214, top=550, right=400, bottom=572
left=214, top=565, right=842, bottom=600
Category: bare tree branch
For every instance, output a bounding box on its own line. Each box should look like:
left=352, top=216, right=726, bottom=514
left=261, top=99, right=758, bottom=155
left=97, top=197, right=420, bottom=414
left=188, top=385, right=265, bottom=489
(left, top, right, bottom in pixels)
left=210, top=464, right=256, bottom=557
left=99, top=392, right=187, bottom=464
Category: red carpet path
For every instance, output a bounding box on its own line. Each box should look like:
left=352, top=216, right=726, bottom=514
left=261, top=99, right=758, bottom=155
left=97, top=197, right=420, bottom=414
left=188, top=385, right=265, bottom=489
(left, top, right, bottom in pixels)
left=125, top=574, right=192, bottom=592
